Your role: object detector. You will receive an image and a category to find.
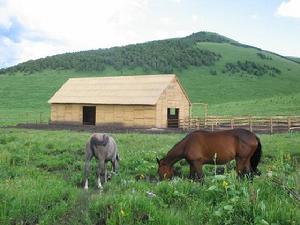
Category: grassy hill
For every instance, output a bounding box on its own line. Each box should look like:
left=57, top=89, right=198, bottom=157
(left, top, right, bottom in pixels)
left=0, top=32, right=300, bottom=124
left=288, top=57, right=300, bottom=64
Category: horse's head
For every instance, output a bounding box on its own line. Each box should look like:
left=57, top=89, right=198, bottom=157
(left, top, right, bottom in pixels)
left=92, top=133, right=109, bottom=146
left=156, top=157, right=173, bottom=180
left=102, top=134, right=109, bottom=146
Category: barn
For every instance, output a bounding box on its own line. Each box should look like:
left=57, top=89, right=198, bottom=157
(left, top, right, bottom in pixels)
left=48, top=74, right=191, bottom=128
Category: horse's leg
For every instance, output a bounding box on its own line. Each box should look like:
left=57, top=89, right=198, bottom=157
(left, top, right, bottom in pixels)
left=191, top=160, right=204, bottom=181
left=189, top=164, right=196, bottom=180
left=96, top=159, right=106, bottom=189
left=112, top=158, right=119, bottom=174
left=236, top=158, right=250, bottom=179
left=104, top=162, right=108, bottom=183
left=244, top=159, right=253, bottom=180
left=112, top=148, right=120, bottom=174
left=84, top=143, right=93, bottom=190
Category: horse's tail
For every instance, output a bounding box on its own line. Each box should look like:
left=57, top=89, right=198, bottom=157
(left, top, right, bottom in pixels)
left=250, top=136, right=262, bottom=176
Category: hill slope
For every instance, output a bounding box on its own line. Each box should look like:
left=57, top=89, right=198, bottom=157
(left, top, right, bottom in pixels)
left=0, top=32, right=234, bottom=75
left=0, top=32, right=300, bottom=124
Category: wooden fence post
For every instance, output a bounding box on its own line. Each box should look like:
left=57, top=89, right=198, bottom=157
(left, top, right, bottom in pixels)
left=288, top=117, right=291, bottom=131
left=248, top=117, right=253, bottom=132
left=270, top=117, right=273, bottom=134
left=231, top=118, right=234, bottom=129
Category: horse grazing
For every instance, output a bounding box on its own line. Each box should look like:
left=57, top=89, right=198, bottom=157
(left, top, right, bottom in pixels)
left=157, top=128, right=262, bottom=181
left=84, top=133, right=119, bottom=190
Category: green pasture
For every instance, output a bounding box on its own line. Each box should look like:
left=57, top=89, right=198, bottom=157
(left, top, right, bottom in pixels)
left=0, top=40, right=300, bottom=125
left=0, top=128, right=299, bottom=225
left=1, top=65, right=300, bottom=125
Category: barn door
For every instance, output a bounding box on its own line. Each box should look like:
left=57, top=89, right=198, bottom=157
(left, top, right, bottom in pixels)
left=167, top=108, right=179, bottom=128
left=83, top=106, right=96, bottom=125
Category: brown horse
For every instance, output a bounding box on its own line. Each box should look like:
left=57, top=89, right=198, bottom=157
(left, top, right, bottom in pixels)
left=157, top=128, right=262, bottom=180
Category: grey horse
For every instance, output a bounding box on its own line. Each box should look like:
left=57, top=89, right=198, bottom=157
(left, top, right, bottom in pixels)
left=84, top=133, right=119, bottom=190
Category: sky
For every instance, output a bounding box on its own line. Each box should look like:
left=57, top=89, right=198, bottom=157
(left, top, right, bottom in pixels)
left=0, top=0, right=299, bottom=69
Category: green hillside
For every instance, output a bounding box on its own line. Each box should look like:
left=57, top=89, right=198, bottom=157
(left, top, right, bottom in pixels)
left=288, top=57, right=300, bottom=64
left=0, top=32, right=300, bottom=124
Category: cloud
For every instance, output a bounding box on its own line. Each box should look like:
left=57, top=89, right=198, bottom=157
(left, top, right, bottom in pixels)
left=0, top=0, right=152, bottom=67
left=0, top=0, right=211, bottom=68
left=250, top=14, right=259, bottom=20
left=277, top=0, right=300, bottom=18
left=169, top=0, right=182, bottom=3
left=7, top=0, right=150, bottom=48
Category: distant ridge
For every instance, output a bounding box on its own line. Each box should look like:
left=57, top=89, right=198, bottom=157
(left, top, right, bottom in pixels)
left=0, top=31, right=298, bottom=77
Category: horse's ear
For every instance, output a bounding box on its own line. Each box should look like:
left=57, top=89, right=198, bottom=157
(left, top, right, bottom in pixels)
left=103, top=134, right=109, bottom=146
left=156, top=157, right=160, bottom=164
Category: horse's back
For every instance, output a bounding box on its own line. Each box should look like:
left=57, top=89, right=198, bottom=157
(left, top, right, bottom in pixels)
left=227, top=128, right=258, bottom=148
left=88, top=133, right=118, bottom=161
left=185, top=130, right=239, bottom=164
left=194, top=128, right=257, bottom=146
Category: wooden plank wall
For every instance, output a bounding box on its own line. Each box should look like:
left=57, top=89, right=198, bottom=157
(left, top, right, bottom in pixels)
left=51, top=104, right=81, bottom=124
left=96, top=105, right=156, bottom=128
left=50, top=103, right=156, bottom=128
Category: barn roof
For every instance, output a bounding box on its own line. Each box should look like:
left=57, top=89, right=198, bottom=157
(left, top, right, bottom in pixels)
left=48, top=74, right=190, bottom=105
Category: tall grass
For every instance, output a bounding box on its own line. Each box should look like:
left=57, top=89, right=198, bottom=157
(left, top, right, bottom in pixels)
left=0, top=128, right=299, bottom=224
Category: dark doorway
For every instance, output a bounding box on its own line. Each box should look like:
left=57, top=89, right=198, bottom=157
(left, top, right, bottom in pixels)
left=167, top=108, right=179, bottom=128
left=83, top=106, right=96, bottom=125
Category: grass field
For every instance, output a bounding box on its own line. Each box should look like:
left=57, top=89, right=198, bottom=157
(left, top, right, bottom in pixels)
left=0, top=65, right=300, bottom=125
left=0, top=128, right=299, bottom=225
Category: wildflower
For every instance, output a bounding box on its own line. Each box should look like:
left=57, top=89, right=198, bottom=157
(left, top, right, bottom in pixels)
left=267, top=170, right=272, bottom=177
left=223, top=180, right=229, bottom=189
left=120, top=208, right=125, bottom=217
left=285, top=153, right=291, bottom=161
left=249, top=186, right=257, bottom=203
left=213, top=153, right=217, bottom=162
left=146, top=191, right=156, bottom=198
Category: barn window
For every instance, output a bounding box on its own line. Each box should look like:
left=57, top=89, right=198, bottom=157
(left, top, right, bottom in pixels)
left=169, top=108, right=176, bottom=115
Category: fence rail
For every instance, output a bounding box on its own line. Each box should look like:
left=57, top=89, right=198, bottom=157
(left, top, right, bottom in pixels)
left=0, top=112, right=48, bottom=126
left=177, top=115, right=300, bottom=133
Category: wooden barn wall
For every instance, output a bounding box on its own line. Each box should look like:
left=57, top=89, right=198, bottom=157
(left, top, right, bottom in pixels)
left=50, top=104, right=82, bottom=124
left=50, top=104, right=156, bottom=127
left=156, top=78, right=190, bottom=128
left=95, top=105, right=156, bottom=128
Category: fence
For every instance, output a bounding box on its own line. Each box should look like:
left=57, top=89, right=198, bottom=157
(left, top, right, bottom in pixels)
left=1, top=112, right=300, bottom=134
left=177, top=116, right=300, bottom=133
left=0, top=112, right=49, bottom=126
